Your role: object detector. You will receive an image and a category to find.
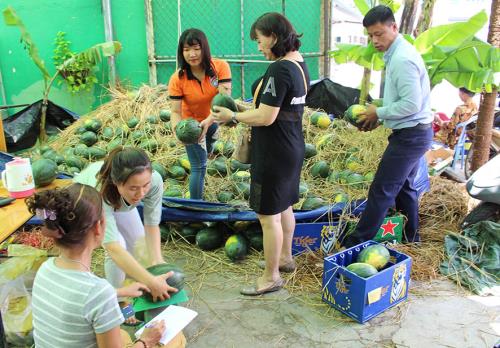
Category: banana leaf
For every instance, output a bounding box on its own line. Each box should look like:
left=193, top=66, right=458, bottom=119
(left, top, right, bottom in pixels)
left=330, top=43, right=385, bottom=71
left=57, top=41, right=122, bottom=71
left=2, top=6, right=51, bottom=82
left=352, top=0, right=401, bottom=16
left=427, top=39, right=500, bottom=92
left=414, top=10, right=488, bottom=55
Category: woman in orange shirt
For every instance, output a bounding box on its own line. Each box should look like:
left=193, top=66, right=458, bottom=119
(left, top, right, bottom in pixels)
left=168, top=28, right=232, bottom=199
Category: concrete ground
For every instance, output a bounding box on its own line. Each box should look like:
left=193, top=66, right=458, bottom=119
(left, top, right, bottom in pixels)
left=142, top=254, right=500, bottom=348
left=181, top=278, right=498, bottom=348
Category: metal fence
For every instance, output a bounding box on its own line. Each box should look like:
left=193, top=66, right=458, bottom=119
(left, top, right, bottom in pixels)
left=145, top=0, right=331, bottom=99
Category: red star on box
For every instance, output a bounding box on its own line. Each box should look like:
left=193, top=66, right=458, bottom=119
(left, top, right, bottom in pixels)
left=380, top=219, right=399, bottom=236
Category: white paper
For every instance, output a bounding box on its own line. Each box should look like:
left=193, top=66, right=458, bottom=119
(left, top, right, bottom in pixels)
left=135, top=305, right=198, bottom=345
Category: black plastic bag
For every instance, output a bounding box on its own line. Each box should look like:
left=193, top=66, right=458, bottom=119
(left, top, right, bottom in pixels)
left=306, top=78, right=372, bottom=116
left=3, top=100, right=78, bottom=152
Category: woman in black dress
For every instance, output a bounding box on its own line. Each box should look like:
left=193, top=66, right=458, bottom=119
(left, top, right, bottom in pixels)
left=212, top=12, right=309, bottom=295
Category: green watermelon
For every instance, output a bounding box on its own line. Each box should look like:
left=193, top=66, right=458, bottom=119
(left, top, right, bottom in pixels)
left=127, top=117, right=140, bottom=129
left=346, top=156, right=362, bottom=172
left=299, top=182, right=309, bottom=198
left=100, top=126, right=114, bottom=141
left=333, top=191, right=349, bottom=203
left=344, top=104, right=367, bottom=127
left=310, top=161, right=330, bottom=178
left=364, top=172, right=375, bottom=181
left=73, top=144, right=89, bottom=157
left=65, top=155, right=84, bottom=170
left=327, top=171, right=341, bottom=183
left=159, top=109, right=171, bottom=122
left=234, top=182, right=250, bottom=200
left=39, top=144, right=53, bottom=154
left=217, top=191, right=234, bottom=203
left=80, top=131, right=98, bottom=146
left=160, top=224, right=172, bottom=241
left=143, top=263, right=185, bottom=301
left=107, top=138, right=122, bottom=152
left=32, top=159, right=58, bottom=187
left=225, top=234, right=248, bottom=261
left=152, top=162, right=168, bottom=181
left=139, top=139, right=159, bottom=153
left=346, top=173, right=366, bottom=188
left=167, top=165, right=186, bottom=180
left=75, top=126, right=87, bottom=135
left=211, top=93, right=238, bottom=112
left=249, top=234, right=263, bottom=251
left=304, top=143, right=317, bottom=159
left=207, top=158, right=227, bottom=176
left=177, top=154, right=191, bottom=172
left=196, top=228, right=224, bottom=250
left=229, top=159, right=251, bottom=172
left=175, top=118, right=202, bottom=144
left=146, top=115, right=159, bottom=124
left=310, top=111, right=327, bottom=125
left=301, top=196, right=326, bottom=210
left=88, top=147, right=107, bottom=160
left=231, top=171, right=250, bottom=182
left=163, top=187, right=183, bottom=198
left=316, top=114, right=332, bottom=129
left=346, top=262, right=378, bottom=278
left=84, top=119, right=102, bottom=132
left=177, top=225, right=198, bottom=243
left=356, top=244, right=390, bottom=270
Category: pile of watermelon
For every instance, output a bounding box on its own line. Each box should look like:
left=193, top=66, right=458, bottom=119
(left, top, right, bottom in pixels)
left=160, top=220, right=263, bottom=262
left=345, top=244, right=391, bottom=278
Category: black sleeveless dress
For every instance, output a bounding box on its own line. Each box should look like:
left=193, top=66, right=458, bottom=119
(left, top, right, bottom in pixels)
left=249, top=59, right=310, bottom=215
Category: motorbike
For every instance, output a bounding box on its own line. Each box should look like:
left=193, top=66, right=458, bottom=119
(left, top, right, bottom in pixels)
left=461, top=153, right=500, bottom=229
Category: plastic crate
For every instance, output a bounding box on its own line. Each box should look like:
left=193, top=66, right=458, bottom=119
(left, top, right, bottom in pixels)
left=322, top=241, right=412, bottom=323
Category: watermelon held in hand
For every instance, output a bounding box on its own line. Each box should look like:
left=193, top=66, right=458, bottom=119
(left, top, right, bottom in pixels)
left=225, top=234, right=249, bottom=261
left=143, top=263, right=185, bottom=301
left=356, top=244, right=390, bottom=270
left=175, top=118, right=202, bottom=144
left=211, top=93, right=238, bottom=112
left=344, top=104, right=367, bottom=127
left=346, top=262, right=378, bottom=278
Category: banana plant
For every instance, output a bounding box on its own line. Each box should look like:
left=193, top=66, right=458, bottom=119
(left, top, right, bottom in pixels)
left=333, top=0, right=401, bottom=104
left=330, top=9, right=498, bottom=96
left=2, top=6, right=122, bottom=143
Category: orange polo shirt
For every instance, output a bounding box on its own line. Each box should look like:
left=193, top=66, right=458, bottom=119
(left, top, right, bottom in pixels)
left=168, top=59, right=231, bottom=121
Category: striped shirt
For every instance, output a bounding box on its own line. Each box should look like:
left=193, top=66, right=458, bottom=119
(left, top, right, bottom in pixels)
left=32, top=258, right=124, bottom=347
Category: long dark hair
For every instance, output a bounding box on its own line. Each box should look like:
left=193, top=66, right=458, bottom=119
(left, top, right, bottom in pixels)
left=25, top=183, right=102, bottom=247
left=97, top=147, right=152, bottom=210
left=177, top=28, right=214, bottom=78
left=250, top=12, right=302, bottom=58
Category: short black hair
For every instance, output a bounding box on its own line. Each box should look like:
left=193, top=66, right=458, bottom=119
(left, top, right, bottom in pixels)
left=459, top=87, right=475, bottom=97
left=363, top=5, right=395, bottom=27
left=250, top=12, right=302, bottom=58
left=176, top=28, right=214, bottom=78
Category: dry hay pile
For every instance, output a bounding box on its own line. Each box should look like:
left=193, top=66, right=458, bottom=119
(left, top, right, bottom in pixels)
left=31, top=85, right=468, bottom=302
left=32, top=84, right=389, bottom=208
left=391, top=176, right=469, bottom=281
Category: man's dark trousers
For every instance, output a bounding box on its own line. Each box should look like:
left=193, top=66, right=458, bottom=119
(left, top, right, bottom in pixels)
left=343, top=125, right=433, bottom=247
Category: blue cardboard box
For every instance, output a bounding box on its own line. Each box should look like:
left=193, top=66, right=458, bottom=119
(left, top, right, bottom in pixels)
left=292, top=222, right=340, bottom=255
left=321, top=241, right=412, bottom=323
left=292, top=216, right=403, bottom=256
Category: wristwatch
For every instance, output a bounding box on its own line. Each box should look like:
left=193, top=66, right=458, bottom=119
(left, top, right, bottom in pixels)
left=231, top=112, right=239, bottom=124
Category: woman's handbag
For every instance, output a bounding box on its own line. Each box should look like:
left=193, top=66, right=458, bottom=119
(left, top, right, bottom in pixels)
left=232, top=59, right=307, bottom=164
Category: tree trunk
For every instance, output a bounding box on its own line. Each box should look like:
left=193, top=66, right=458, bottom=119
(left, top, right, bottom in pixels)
left=399, top=0, right=419, bottom=34
left=359, top=68, right=372, bottom=105
left=471, top=0, right=499, bottom=172
left=415, top=0, right=437, bottom=36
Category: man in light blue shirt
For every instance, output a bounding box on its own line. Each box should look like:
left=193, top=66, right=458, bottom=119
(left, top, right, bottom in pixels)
left=343, top=5, right=433, bottom=247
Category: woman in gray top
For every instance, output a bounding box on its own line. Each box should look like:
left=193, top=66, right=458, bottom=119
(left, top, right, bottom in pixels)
left=74, top=147, right=177, bottom=320
left=28, top=183, right=166, bottom=348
